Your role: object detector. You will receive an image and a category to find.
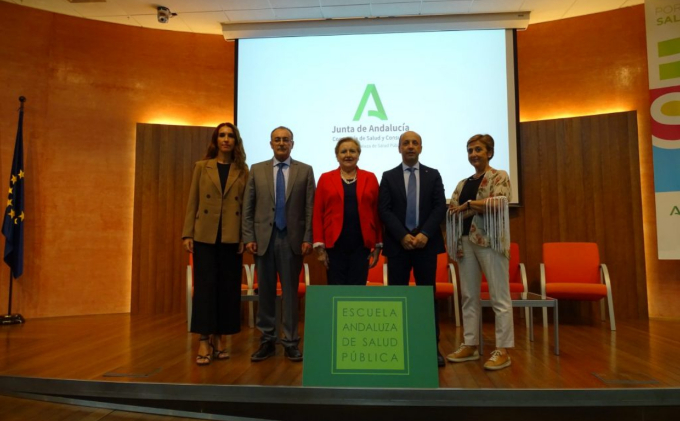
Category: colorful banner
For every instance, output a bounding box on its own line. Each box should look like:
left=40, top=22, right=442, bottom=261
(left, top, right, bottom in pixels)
left=645, top=1, right=680, bottom=259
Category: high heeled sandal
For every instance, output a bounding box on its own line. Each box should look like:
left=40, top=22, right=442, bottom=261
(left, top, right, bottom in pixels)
left=212, top=337, right=230, bottom=360
left=213, top=348, right=230, bottom=360
left=196, top=337, right=213, bottom=366
left=196, top=353, right=212, bottom=365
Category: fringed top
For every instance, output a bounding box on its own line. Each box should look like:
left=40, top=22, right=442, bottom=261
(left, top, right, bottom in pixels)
left=447, top=168, right=512, bottom=260
left=484, top=196, right=510, bottom=256
left=446, top=210, right=464, bottom=261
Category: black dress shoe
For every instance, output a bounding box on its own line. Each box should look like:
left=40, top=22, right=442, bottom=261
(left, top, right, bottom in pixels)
left=251, top=341, right=276, bottom=362
left=284, top=345, right=303, bottom=362
left=437, top=350, right=446, bottom=367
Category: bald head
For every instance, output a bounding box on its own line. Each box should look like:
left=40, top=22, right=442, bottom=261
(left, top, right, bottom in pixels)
left=398, top=131, right=422, bottom=166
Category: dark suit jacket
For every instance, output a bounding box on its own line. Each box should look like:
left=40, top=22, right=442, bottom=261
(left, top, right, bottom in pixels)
left=241, top=158, right=315, bottom=256
left=312, top=167, right=382, bottom=250
left=182, top=159, right=248, bottom=244
left=378, top=163, right=446, bottom=257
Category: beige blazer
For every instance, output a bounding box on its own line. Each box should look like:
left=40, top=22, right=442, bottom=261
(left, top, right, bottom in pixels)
left=182, top=159, right=248, bottom=244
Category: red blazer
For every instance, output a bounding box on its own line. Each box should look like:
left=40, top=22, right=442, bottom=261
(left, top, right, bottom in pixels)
left=313, top=167, right=382, bottom=250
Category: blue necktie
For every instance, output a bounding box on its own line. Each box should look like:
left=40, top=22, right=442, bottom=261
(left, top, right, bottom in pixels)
left=275, top=163, right=287, bottom=230
left=406, top=167, right=417, bottom=231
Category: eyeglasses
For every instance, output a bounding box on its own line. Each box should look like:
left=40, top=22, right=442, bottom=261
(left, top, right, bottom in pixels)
left=218, top=133, right=236, bottom=138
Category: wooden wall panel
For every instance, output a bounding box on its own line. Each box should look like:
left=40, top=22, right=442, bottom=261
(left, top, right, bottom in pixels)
left=512, top=111, right=647, bottom=321
left=133, top=113, right=646, bottom=321
left=0, top=2, right=235, bottom=318
left=132, top=124, right=214, bottom=314
left=517, top=5, right=680, bottom=318
left=132, top=123, right=310, bottom=315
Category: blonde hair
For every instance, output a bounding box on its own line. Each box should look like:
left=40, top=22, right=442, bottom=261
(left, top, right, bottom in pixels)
left=335, top=137, right=361, bottom=155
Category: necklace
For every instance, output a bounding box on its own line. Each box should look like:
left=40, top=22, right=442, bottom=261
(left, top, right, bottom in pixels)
left=342, top=176, right=357, bottom=185
left=341, top=169, right=357, bottom=184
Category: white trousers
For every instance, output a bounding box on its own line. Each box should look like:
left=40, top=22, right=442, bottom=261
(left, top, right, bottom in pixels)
left=459, top=236, right=514, bottom=348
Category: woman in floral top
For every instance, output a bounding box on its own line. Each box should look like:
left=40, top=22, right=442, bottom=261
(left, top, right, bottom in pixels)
left=445, top=134, right=514, bottom=371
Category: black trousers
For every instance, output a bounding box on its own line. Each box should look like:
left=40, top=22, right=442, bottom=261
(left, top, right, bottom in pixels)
left=191, top=241, right=242, bottom=335
left=326, top=247, right=370, bottom=286
left=387, top=249, right=440, bottom=340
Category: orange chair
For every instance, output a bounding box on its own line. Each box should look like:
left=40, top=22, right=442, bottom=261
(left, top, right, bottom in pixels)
left=366, top=254, right=388, bottom=286
left=185, top=254, right=251, bottom=331
left=186, top=254, right=194, bottom=332
left=435, top=253, right=458, bottom=326
left=242, top=264, right=255, bottom=328
left=386, top=254, right=458, bottom=324
left=540, top=242, right=616, bottom=331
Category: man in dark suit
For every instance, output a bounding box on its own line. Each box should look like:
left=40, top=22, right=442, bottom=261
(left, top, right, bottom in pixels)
left=242, top=126, right=315, bottom=362
left=378, top=130, right=447, bottom=367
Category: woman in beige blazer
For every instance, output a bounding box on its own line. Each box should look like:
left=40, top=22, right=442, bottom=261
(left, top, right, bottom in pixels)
left=182, top=122, right=248, bottom=366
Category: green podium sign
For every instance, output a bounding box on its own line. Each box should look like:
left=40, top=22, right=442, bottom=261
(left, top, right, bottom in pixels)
left=302, top=286, right=438, bottom=388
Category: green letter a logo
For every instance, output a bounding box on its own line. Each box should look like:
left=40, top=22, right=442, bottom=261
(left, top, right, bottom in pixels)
left=353, top=84, right=388, bottom=121
left=671, top=206, right=680, bottom=216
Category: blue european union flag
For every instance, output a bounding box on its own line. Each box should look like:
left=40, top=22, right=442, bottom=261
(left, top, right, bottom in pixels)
left=2, top=105, right=25, bottom=278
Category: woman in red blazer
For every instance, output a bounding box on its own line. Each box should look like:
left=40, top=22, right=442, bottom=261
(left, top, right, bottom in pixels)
left=313, top=137, right=382, bottom=285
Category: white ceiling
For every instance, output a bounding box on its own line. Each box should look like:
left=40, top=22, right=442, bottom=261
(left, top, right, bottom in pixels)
left=3, top=0, right=644, bottom=35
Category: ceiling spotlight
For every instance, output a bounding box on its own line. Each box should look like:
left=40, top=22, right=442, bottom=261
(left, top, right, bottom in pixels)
left=157, top=6, right=177, bottom=24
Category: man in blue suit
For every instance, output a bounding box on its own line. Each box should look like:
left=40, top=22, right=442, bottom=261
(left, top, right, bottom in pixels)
left=378, top=130, right=447, bottom=367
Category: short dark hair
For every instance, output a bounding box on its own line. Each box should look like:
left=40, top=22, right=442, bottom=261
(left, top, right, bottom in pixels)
left=270, top=126, right=294, bottom=140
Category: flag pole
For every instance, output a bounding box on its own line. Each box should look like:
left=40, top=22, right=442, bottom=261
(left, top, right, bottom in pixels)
left=7, top=272, right=13, bottom=314
left=2, top=272, right=24, bottom=325
left=1, top=96, right=25, bottom=325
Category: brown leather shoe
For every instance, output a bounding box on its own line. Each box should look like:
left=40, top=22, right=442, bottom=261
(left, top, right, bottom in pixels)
left=484, top=349, right=511, bottom=371
left=446, top=344, right=480, bottom=363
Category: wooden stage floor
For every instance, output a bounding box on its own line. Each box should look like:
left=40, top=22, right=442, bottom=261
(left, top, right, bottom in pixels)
left=0, top=311, right=678, bottom=390
left=3, top=311, right=680, bottom=420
